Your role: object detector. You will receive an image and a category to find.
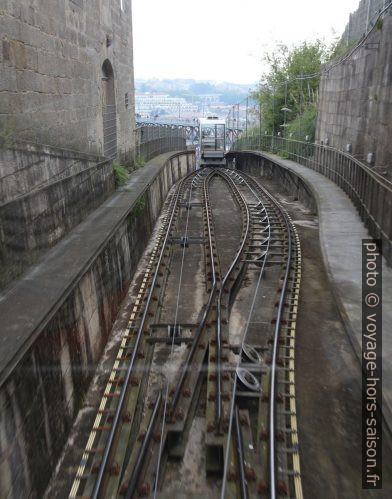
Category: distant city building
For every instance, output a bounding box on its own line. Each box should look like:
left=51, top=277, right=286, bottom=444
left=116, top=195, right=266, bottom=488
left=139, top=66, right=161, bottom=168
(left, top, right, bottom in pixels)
left=199, top=94, right=222, bottom=105
left=135, top=93, right=198, bottom=117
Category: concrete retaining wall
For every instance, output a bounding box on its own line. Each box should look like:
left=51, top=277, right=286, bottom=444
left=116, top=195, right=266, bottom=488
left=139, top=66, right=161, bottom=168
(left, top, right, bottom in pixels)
left=342, top=0, right=388, bottom=44
left=316, top=15, right=392, bottom=171
left=0, top=141, right=103, bottom=203
left=229, top=152, right=317, bottom=214
left=0, top=151, right=194, bottom=498
left=0, top=155, right=114, bottom=290
left=231, top=150, right=392, bottom=434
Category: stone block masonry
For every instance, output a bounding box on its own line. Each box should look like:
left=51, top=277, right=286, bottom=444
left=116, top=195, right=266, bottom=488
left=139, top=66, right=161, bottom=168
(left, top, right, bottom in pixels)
left=342, top=0, right=388, bottom=44
left=0, top=152, right=114, bottom=290
left=0, top=0, right=136, bottom=156
left=0, top=141, right=104, bottom=203
left=316, top=15, right=392, bottom=171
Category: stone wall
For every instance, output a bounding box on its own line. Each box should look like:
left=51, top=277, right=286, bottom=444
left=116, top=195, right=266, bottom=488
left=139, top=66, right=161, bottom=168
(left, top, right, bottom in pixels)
left=0, top=0, right=135, bottom=156
left=342, top=0, right=389, bottom=44
left=316, top=15, right=392, bottom=170
left=228, top=152, right=317, bottom=214
left=0, top=151, right=194, bottom=498
left=0, top=156, right=114, bottom=290
left=0, top=141, right=103, bottom=203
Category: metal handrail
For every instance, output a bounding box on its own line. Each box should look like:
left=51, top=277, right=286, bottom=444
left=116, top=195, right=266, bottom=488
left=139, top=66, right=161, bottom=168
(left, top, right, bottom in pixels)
left=234, top=134, right=392, bottom=189
left=231, top=135, right=392, bottom=263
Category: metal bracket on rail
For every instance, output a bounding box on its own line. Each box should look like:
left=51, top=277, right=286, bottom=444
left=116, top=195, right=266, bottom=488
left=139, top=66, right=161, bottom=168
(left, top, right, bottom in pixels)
left=147, top=337, right=193, bottom=345
left=170, top=236, right=205, bottom=247
left=243, top=248, right=269, bottom=267
left=179, top=201, right=203, bottom=210
left=144, top=325, right=183, bottom=345
left=168, top=324, right=181, bottom=339
left=146, top=323, right=197, bottom=345
left=253, top=223, right=271, bottom=234
left=232, top=173, right=244, bottom=184
left=364, top=42, right=380, bottom=50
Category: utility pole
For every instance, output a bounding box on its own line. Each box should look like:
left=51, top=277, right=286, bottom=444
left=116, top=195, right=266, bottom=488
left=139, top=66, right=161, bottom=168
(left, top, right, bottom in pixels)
left=347, top=13, right=351, bottom=46
left=232, top=105, right=235, bottom=147
left=272, top=85, right=275, bottom=151
left=366, top=0, right=371, bottom=32
left=259, top=99, right=262, bottom=147
left=299, top=71, right=303, bottom=139
left=245, top=97, right=248, bottom=138
left=283, top=80, right=288, bottom=137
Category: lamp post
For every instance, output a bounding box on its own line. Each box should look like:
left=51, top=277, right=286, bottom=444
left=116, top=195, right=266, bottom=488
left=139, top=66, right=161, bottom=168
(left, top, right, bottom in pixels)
left=280, top=80, right=291, bottom=138
left=272, top=84, right=275, bottom=151
left=259, top=99, right=262, bottom=147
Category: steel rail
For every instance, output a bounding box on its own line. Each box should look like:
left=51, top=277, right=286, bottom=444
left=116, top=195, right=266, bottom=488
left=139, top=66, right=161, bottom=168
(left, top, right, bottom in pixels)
left=213, top=170, right=250, bottom=428
left=220, top=169, right=272, bottom=499
left=267, top=202, right=291, bottom=499
left=169, top=170, right=218, bottom=412
left=234, top=405, right=249, bottom=499
left=90, top=172, right=194, bottom=499
left=153, top=174, right=197, bottom=498
left=124, top=392, right=162, bottom=499
left=239, top=171, right=293, bottom=498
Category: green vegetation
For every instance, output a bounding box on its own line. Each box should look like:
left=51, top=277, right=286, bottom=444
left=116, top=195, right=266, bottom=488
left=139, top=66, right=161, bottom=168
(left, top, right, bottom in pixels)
left=135, top=156, right=145, bottom=168
left=113, top=163, right=129, bottom=187
left=276, top=149, right=290, bottom=159
left=251, top=41, right=332, bottom=142
left=328, top=37, right=358, bottom=61
left=287, top=105, right=318, bottom=142
left=376, top=17, right=383, bottom=30
left=132, top=197, right=146, bottom=216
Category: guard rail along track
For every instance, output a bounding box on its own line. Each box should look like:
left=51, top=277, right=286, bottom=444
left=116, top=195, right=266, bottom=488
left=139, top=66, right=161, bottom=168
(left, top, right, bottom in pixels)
left=69, top=167, right=303, bottom=498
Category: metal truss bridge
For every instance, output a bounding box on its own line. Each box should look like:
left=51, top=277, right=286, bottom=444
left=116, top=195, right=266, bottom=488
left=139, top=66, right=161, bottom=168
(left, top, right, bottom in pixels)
left=136, top=119, right=242, bottom=147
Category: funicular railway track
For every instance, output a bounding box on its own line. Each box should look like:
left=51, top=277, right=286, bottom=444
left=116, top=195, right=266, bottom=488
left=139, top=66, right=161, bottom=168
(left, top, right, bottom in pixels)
left=69, top=168, right=303, bottom=499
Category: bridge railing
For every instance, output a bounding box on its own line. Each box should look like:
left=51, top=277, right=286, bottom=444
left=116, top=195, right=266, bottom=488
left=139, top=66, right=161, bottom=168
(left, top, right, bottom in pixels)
left=232, top=133, right=392, bottom=261
left=122, top=125, right=187, bottom=169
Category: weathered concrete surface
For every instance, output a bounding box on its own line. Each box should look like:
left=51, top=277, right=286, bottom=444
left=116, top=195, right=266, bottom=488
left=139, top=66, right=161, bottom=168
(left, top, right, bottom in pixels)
left=233, top=150, right=392, bottom=432
left=0, top=150, right=195, bottom=498
left=317, top=15, right=392, bottom=171
left=0, top=0, right=135, bottom=156
left=227, top=151, right=317, bottom=214
left=0, top=150, right=114, bottom=290
left=341, top=0, right=387, bottom=45
left=0, top=141, right=104, bottom=203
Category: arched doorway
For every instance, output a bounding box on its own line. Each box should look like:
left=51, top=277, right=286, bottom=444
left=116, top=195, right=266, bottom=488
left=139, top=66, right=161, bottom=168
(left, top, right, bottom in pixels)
left=101, top=59, right=117, bottom=158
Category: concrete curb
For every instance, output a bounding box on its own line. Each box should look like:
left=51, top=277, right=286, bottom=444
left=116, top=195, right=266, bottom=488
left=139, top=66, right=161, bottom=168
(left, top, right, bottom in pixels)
left=235, top=150, right=392, bottom=435
left=0, top=150, right=191, bottom=387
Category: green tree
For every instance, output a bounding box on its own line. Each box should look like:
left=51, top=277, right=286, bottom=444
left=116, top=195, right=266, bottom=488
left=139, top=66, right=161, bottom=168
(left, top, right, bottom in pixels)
left=252, top=41, right=331, bottom=140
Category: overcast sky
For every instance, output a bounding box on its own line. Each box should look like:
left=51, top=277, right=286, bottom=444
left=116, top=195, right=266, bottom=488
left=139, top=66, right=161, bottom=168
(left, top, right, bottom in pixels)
left=132, top=0, right=360, bottom=85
